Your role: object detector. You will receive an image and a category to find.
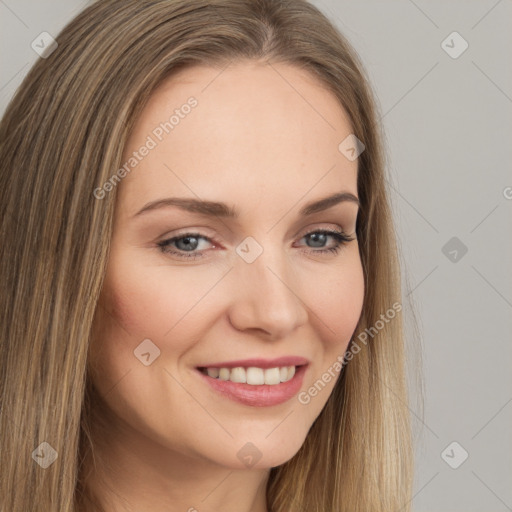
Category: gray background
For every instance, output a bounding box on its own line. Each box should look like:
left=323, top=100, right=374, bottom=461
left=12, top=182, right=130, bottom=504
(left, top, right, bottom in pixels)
left=1, top=1, right=511, bottom=510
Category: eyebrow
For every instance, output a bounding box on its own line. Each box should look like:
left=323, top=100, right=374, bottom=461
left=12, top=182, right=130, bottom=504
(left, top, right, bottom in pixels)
left=133, top=191, right=360, bottom=219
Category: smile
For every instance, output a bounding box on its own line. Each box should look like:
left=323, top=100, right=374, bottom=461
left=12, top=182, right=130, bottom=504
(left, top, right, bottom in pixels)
left=195, top=364, right=308, bottom=407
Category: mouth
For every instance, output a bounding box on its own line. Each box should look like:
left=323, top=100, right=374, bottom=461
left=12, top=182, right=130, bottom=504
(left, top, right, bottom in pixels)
left=195, top=360, right=309, bottom=407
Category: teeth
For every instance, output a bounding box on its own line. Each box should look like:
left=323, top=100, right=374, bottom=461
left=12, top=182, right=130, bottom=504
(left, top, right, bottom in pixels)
left=246, top=367, right=265, bottom=385
left=207, top=368, right=219, bottom=378
left=264, top=367, right=280, bottom=385
left=230, top=367, right=246, bottom=383
left=202, top=365, right=297, bottom=385
left=219, top=368, right=230, bottom=381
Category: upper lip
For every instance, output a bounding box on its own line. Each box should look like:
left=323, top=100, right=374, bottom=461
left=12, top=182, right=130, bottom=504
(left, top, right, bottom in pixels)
left=197, top=356, right=310, bottom=369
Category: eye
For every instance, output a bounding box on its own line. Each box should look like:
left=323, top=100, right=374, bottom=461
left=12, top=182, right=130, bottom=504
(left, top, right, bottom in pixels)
left=296, top=228, right=355, bottom=256
left=157, top=228, right=355, bottom=260
left=157, top=232, right=213, bottom=259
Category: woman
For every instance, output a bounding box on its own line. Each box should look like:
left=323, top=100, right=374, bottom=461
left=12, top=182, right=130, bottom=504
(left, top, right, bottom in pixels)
left=0, top=1, right=417, bottom=510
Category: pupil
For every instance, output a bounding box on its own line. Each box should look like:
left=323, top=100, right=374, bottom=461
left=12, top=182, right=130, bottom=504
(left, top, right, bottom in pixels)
left=309, top=233, right=326, bottom=248
left=177, top=236, right=198, bottom=251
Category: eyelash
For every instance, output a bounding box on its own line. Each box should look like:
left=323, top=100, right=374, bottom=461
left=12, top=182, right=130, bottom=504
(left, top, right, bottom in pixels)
left=157, top=228, right=355, bottom=260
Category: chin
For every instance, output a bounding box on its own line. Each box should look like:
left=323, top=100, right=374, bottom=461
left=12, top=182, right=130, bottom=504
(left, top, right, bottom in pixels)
left=207, top=432, right=307, bottom=470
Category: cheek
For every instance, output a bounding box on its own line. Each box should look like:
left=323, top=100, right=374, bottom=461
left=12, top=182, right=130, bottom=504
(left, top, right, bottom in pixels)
left=104, top=276, right=160, bottom=338
left=99, top=256, right=199, bottom=340
left=308, top=252, right=365, bottom=345
left=92, top=251, right=223, bottom=373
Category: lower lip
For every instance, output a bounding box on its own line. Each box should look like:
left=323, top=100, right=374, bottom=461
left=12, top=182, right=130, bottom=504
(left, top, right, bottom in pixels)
left=196, top=365, right=308, bottom=407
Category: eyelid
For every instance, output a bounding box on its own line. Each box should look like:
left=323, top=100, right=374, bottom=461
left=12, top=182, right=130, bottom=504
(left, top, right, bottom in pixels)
left=300, top=224, right=355, bottom=238
left=157, top=222, right=352, bottom=245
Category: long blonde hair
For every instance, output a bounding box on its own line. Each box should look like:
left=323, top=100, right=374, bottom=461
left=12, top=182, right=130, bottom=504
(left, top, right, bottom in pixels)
left=0, top=1, right=417, bottom=510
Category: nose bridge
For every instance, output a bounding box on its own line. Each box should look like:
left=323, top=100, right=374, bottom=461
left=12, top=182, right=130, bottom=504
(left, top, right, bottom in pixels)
left=227, top=238, right=309, bottom=337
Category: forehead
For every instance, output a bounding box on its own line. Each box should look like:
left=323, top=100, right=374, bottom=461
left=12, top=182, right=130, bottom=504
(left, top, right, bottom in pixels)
left=117, top=61, right=358, bottom=218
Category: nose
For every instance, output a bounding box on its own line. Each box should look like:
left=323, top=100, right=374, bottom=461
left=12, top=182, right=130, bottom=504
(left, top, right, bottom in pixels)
left=227, top=248, right=309, bottom=340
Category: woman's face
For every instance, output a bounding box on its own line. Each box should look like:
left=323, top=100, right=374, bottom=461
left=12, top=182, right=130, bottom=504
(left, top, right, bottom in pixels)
left=90, top=60, right=364, bottom=470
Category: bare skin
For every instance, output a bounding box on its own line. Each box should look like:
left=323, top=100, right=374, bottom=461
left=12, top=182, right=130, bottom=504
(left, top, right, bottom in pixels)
left=87, top=59, right=365, bottom=512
